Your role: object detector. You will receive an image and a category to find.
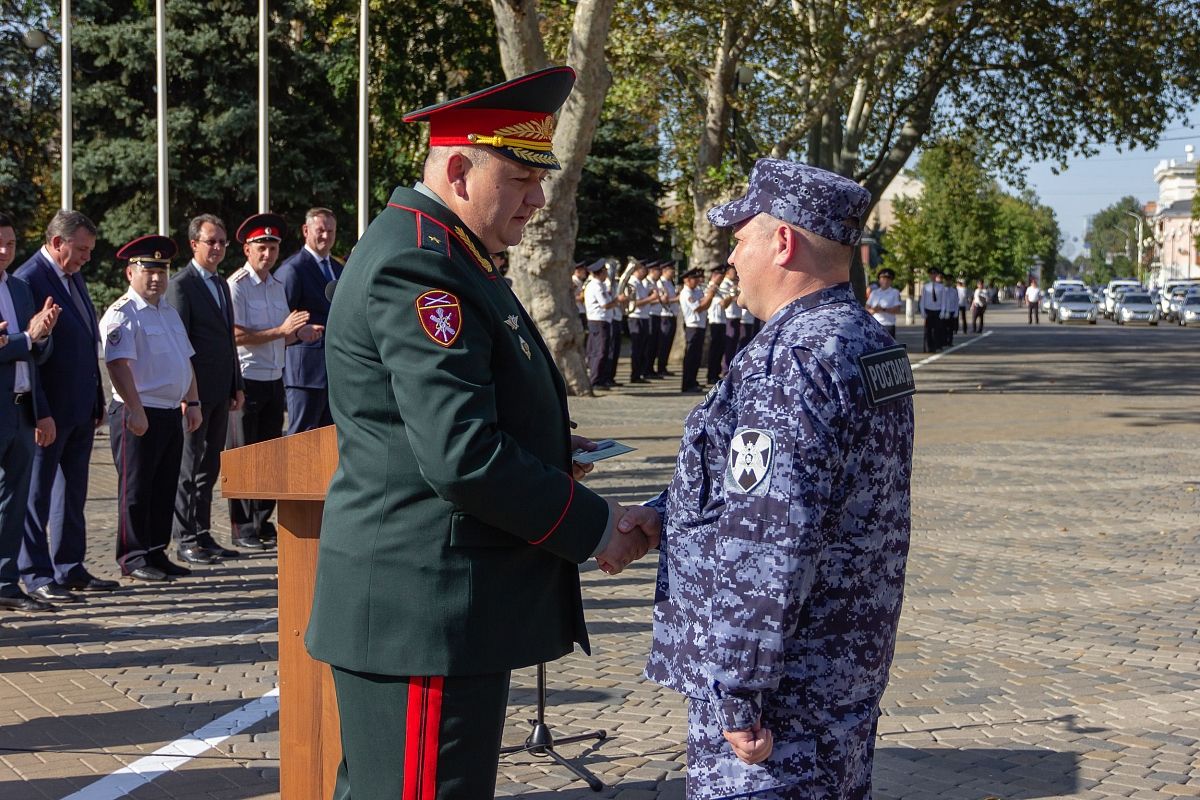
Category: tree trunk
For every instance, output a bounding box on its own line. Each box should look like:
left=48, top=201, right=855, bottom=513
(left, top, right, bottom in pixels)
left=689, top=15, right=739, bottom=276
left=492, top=0, right=616, bottom=395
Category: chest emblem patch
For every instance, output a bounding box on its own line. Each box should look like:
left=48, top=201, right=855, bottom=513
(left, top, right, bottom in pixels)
left=505, top=315, right=520, bottom=331
left=415, top=290, right=462, bottom=347
left=519, top=336, right=532, bottom=360
left=724, top=427, right=774, bottom=496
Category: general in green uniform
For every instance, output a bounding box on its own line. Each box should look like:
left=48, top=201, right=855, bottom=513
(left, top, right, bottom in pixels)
left=306, top=66, right=651, bottom=800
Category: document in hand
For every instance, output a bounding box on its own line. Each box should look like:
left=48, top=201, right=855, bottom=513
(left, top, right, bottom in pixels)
left=571, top=439, right=636, bottom=464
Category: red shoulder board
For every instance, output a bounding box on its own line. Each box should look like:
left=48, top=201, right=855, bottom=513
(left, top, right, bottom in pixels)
left=415, top=289, right=463, bottom=347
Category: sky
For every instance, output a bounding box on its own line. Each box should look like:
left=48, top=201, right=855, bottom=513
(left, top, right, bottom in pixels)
left=1017, top=107, right=1199, bottom=259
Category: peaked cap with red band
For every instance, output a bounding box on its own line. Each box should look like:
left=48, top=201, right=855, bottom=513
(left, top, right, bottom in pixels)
left=116, top=234, right=177, bottom=266
left=402, top=65, right=575, bottom=170
left=236, top=212, right=287, bottom=244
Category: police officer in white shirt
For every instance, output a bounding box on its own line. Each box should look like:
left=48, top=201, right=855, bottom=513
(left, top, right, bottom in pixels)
left=604, top=262, right=626, bottom=387
left=644, top=261, right=665, bottom=379
left=720, top=268, right=741, bottom=369
left=626, top=259, right=657, bottom=383
left=654, top=262, right=679, bottom=377
left=706, top=266, right=730, bottom=384
left=918, top=268, right=945, bottom=353
left=100, top=236, right=202, bottom=583
left=941, top=271, right=959, bottom=346
left=226, top=214, right=321, bottom=549
left=584, top=260, right=616, bottom=389
left=678, top=268, right=719, bottom=393
left=571, top=262, right=588, bottom=332
left=865, top=268, right=903, bottom=338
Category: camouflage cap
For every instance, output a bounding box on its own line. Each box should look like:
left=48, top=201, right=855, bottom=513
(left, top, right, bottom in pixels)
left=707, top=158, right=871, bottom=246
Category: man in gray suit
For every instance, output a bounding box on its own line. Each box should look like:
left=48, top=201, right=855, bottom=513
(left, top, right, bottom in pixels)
left=0, top=213, right=62, bottom=612
left=168, top=214, right=245, bottom=564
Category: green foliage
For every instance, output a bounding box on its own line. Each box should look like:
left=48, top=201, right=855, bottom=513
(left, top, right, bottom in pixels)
left=1079, top=197, right=1149, bottom=283
left=881, top=136, right=1060, bottom=286
left=0, top=1, right=58, bottom=260
left=574, top=115, right=667, bottom=261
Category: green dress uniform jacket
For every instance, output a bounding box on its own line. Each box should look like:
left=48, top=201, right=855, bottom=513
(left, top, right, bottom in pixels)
left=306, top=186, right=609, bottom=677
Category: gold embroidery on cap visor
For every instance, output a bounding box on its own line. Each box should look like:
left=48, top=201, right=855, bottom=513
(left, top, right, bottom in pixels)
left=468, top=116, right=559, bottom=166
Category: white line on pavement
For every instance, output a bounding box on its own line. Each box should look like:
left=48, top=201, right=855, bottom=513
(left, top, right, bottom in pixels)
left=910, top=329, right=993, bottom=370
left=58, top=688, right=280, bottom=800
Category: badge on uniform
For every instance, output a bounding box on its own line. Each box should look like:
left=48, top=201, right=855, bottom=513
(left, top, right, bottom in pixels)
left=106, top=326, right=122, bottom=346
left=505, top=315, right=519, bottom=330
left=857, top=345, right=916, bottom=407
left=519, top=336, right=531, bottom=360
left=725, top=427, right=774, bottom=496
left=415, top=289, right=462, bottom=347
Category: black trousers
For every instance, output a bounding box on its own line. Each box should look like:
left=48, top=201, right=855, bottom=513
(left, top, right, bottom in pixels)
left=109, top=403, right=183, bottom=572
left=655, top=315, right=676, bottom=374
left=229, top=378, right=285, bottom=538
left=681, top=326, right=705, bottom=390
left=923, top=311, right=941, bottom=353
left=972, top=306, right=986, bottom=333
left=0, top=398, right=35, bottom=597
left=604, top=320, right=622, bottom=384
left=586, top=320, right=610, bottom=386
left=706, top=323, right=726, bottom=383
left=943, top=314, right=955, bottom=347
left=331, top=667, right=510, bottom=800
left=1028, top=303, right=1039, bottom=323
left=173, top=397, right=230, bottom=549
left=20, top=411, right=94, bottom=589
left=959, top=307, right=969, bottom=333
left=723, top=319, right=741, bottom=371
left=627, top=317, right=651, bottom=380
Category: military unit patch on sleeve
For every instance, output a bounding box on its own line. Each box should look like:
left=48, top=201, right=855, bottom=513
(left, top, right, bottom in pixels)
left=857, top=345, right=916, bottom=408
left=724, top=427, right=774, bottom=496
left=415, top=289, right=462, bottom=347
left=106, top=326, right=122, bottom=346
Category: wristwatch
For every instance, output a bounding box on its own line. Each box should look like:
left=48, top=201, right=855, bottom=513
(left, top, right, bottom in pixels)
left=185, top=400, right=201, bottom=408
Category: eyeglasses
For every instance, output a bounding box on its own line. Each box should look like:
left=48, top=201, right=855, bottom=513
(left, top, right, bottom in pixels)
left=197, top=239, right=227, bottom=248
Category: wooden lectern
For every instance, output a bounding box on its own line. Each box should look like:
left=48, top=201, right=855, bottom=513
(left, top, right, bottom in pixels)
left=221, top=426, right=341, bottom=800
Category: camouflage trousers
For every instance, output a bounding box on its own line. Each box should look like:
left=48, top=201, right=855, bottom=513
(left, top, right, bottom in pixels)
left=686, top=691, right=879, bottom=800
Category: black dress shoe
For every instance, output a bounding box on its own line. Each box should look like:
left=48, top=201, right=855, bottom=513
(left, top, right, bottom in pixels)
left=153, top=557, right=192, bottom=577
left=198, top=540, right=239, bottom=559
left=125, top=566, right=168, bottom=582
left=231, top=534, right=269, bottom=550
left=630, top=377, right=650, bottom=384
left=0, top=592, right=57, bottom=612
left=60, top=573, right=120, bottom=591
left=177, top=545, right=219, bottom=565
left=30, top=584, right=83, bottom=603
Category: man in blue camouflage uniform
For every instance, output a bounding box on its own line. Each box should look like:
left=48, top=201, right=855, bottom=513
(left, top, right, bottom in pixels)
left=637, top=158, right=916, bottom=799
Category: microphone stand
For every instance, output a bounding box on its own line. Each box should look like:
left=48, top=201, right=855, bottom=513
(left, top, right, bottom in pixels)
left=500, top=662, right=607, bottom=792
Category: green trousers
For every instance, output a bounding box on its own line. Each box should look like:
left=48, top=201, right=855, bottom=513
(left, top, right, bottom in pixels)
left=331, top=667, right=511, bottom=800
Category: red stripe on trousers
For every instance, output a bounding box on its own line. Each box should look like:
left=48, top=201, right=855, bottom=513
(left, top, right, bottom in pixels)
left=403, top=676, right=444, bottom=800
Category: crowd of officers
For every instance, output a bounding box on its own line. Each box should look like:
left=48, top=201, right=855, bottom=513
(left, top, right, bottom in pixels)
left=0, top=207, right=340, bottom=613
left=574, top=257, right=763, bottom=394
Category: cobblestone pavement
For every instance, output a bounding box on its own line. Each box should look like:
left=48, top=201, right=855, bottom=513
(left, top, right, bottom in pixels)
left=1, top=305, right=1198, bottom=799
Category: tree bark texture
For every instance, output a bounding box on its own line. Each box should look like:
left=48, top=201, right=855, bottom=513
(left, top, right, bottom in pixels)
left=492, top=0, right=616, bottom=395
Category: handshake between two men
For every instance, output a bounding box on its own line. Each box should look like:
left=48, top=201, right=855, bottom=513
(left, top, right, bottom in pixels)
left=570, top=436, right=662, bottom=576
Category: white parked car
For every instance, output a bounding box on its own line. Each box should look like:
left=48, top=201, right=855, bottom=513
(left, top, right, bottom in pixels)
left=1113, top=292, right=1160, bottom=325
left=1178, top=296, right=1200, bottom=326
left=1055, top=292, right=1098, bottom=324
left=1103, top=279, right=1142, bottom=318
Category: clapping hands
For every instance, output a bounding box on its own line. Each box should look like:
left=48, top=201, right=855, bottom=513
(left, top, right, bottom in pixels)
left=596, top=500, right=661, bottom=575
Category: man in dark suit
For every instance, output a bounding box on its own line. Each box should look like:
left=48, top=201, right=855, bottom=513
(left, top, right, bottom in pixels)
left=274, top=207, right=338, bottom=433
left=168, top=214, right=245, bottom=564
left=305, top=68, right=658, bottom=799
left=14, top=210, right=117, bottom=602
left=0, top=213, right=62, bottom=612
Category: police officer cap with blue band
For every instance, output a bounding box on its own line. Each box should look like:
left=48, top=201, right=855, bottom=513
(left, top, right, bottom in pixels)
left=707, top=158, right=871, bottom=246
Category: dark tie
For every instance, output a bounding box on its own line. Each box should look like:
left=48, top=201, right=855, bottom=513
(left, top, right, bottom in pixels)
left=932, top=284, right=938, bottom=303
left=68, top=274, right=92, bottom=331
left=320, top=257, right=334, bottom=283
left=208, top=273, right=225, bottom=312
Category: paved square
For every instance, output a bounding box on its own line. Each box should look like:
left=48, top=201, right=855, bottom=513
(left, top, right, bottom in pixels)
left=2, top=306, right=1198, bottom=799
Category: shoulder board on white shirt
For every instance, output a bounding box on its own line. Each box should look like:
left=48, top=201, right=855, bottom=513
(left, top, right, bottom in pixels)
left=230, top=268, right=251, bottom=282
left=107, top=295, right=136, bottom=314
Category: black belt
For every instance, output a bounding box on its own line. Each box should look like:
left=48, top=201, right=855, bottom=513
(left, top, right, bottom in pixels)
left=13, top=392, right=31, bottom=405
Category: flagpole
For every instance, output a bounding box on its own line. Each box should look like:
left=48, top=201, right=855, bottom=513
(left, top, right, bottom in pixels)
left=60, top=0, right=72, bottom=210
left=357, top=0, right=369, bottom=236
left=258, top=0, right=268, bottom=212
left=155, top=0, right=168, bottom=234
